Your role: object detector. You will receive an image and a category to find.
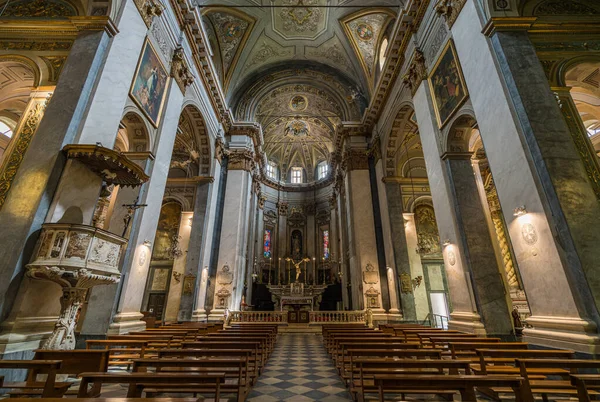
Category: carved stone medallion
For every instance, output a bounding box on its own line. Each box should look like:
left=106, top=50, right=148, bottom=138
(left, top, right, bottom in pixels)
left=217, top=265, right=233, bottom=285
left=521, top=223, right=538, bottom=245
left=363, top=263, right=379, bottom=284
left=447, top=250, right=457, bottom=266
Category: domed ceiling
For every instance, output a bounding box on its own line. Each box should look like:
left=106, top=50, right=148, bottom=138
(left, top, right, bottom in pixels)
left=198, top=0, right=399, bottom=184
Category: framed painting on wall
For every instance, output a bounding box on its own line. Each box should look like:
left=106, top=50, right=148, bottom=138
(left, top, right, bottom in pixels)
left=130, top=38, right=169, bottom=127
left=428, top=40, right=469, bottom=128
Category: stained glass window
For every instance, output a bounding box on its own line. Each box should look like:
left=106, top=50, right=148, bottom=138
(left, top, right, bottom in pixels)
left=323, top=230, right=330, bottom=259
left=263, top=229, right=272, bottom=258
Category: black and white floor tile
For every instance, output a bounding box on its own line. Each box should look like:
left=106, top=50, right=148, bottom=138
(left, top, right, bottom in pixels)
left=246, top=334, right=352, bottom=402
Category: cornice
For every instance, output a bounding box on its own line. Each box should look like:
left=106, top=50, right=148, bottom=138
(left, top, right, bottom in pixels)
left=0, top=16, right=118, bottom=39
left=482, top=17, right=537, bottom=37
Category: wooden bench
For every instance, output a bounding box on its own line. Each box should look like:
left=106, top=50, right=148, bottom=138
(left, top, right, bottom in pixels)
left=86, top=340, right=148, bottom=369
left=371, top=374, right=532, bottom=402
left=0, top=360, right=65, bottom=397
left=343, top=349, right=443, bottom=380
left=474, top=348, right=575, bottom=375
left=335, top=341, right=420, bottom=368
left=449, top=342, right=529, bottom=360
left=571, top=374, right=600, bottom=402
left=156, top=349, right=259, bottom=380
left=516, top=359, right=600, bottom=401
left=351, top=359, right=473, bottom=401
left=107, top=335, right=175, bottom=349
left=181, top=341, right=264, bottom=374
left=77, top=372, right=226, bottom=399
left=132, top=358, right=249, bottom=402
left=5, top=349, right=110, bottom=397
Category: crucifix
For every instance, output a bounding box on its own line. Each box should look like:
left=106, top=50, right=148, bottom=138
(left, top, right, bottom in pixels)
left=122, top=196, right=148, bottom=237
left=286, top=257, right=310, bottom=283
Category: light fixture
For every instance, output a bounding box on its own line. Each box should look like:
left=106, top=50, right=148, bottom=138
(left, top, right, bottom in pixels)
left=143, top=240, right=152, bottom=247
left=442, top=239, right=451, bottom=247
left=188, top=217, right=193, bottom=226
left=513, top=205, right=527, bottom=217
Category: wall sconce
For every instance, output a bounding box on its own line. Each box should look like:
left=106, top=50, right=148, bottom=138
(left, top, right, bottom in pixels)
left=188, top=217, right=193, bottom=226
left=513, top=205, right=527, bottom=217
left=143, top=239, right=152, bottom=248
left=442, top=239, right=451, bottom=247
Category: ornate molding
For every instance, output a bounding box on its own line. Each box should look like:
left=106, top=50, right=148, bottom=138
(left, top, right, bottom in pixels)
left=170, top=47, right=194, bottom=93
left=133, top=0, right=164, bottom=28
left=214, top=136, right=228, bottom=164
left=277, top=201, right=289, bottom=216
left=482, top=17, right=537, bottom=37
left=258, top=194, right=267, bottom=210
left=402, top=49, right=427, bottom=96
left=227, top=149, right=255, bottom=172
left=435, top=0, right=467, bottom=28
left=0, top=95, right=50, bottom=210
left=342, top=148, right=369, bottom=171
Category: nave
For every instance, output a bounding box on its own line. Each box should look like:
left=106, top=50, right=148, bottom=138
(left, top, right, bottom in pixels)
left=2, top=322, right=600, bottom=401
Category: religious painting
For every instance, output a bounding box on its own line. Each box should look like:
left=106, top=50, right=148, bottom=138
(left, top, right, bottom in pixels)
left=151, top=202, right=182, bottom=261
left=263, top=229, right=272, bottom=258
left=182, top=275, right=196, bottom=295
left=291, top=230, right=303, bottom=260
left=428, top=40, right=469, bottom=128
left=130, top=39, right=169, bottom=127
left=289, top=95, right=307, bottom=111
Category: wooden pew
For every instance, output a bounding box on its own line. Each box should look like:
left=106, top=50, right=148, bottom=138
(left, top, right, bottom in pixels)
left=131, top=358, right=249, bottom=402
left=181, top=341, right=264, bottom=374
left=474, top=348, right=575, bottom=375
left=107, top=335, right=175, bottom=349
left=449, top=342, right=529, bottom=360
left=517, top=359, right=600, bottom=401
left=0, top=360, right=65, bottom=397
left=351, top=359, right=473, bottom=401
left=77, top=372, right=225, bottom=399
left=5, top=349, right=110, bottom=397
left=343, top=349, right=443, bottom=381
left=86, top=339, right=148, bottom=369
left=156, top=348, right=258, bottom=379
left=335, top=340, right=420, bottom=368
left=371, top=374, right=532, bottom=402
left=571, top=374, right=600, bottom=402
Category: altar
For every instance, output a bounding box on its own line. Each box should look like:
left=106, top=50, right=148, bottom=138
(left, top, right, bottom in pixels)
left=267, top=282, right=327, bottom=312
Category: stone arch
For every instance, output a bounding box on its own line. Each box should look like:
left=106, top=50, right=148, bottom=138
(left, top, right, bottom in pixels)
left=385, top=103, right=419, bottom=177
left=0, top=0, right=85, bottom=17
left=519, top=0, right=600, bottom=16
left=443, top=110, right=478, bottom=153
left=162, top=194, right=192, bottom=212
left=118, top=110, right=151, bottom=152
left=173, top=104, right=211, bottom=178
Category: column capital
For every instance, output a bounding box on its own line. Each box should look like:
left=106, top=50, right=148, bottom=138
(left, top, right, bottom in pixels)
left=402, top=49, right=428, bottom=96
left=435, top=0, right=467, bottom=29
left=277, top=201, right=289, bottom=216
left=227, top=149, right=255, bottom=172
left=342, top=148, right=369, bottom=171
left=69, top=16, right=119, bottom=37
left=133, top=0, right=164, bottom=28
left=482, top=17, right=537, bottom=37
left=171, top=47, right=194, bottom=94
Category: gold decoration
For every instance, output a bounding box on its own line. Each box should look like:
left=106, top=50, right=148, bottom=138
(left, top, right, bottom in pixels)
left=365, top=286, right=380, bottom=308
left=403, top=49, right=427, bottom=96
left=1, top=0, right=77, bottom=17
left=227, top=149, right=255, bottom=172
left=342, top=148, right=369, bottom=171
left=170, top=47, right=194, bottom=93
left=133, top=0, right=164, bottom=28
left=435, top=0, right=467, bottom=28
left=182, top=274, right=196, bottom=295
left=40, top=56, right=67, bottom=82
left=400, top=272, right=412, bottom=293
left=0, top=41, right=72, bottom=51
left=0, top=95, right=50, bottom=210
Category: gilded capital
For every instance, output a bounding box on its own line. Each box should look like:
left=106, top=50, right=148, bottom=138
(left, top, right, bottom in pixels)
left=227, top=149, right=255, bottom=172
left=435, top=0, right=467, bottom=28
left=171, top=47, right=194, bottom=93
left=134, top=0, right=164, bottom=28
left=342, top=148, right=369, bottom=171
left=402, top=49, right=427, bottom=96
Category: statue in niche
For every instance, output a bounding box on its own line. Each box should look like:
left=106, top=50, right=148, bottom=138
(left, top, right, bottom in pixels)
left=291, top=230, right=303, bottom=260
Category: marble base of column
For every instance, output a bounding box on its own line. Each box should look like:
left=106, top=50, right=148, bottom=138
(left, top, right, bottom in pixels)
left=448, top=311, right=487, bottom=336
left=191, top=309, right=207, bottom=322
left=107, top=312, right=146, bottom=334
left=207, top=310, right=226, bottom=323
left=523, top=316, right=600, bottom=354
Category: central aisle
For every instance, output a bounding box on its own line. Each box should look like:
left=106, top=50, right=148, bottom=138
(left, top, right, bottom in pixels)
left=246, top=333, right=352, bottom=402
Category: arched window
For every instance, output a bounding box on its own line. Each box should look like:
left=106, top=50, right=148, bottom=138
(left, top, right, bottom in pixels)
left=291, top=167, right=303, bottom=184
left=317, top=161, right=329, bottom=180
left=0, top=121, right=13, bottom=138
left=267, top=162, right=278, bottom=180
left=379, top=37, right=389, bottom=70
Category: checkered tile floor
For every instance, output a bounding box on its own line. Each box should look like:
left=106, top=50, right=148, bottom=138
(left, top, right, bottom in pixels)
left=246, top=334, right=352, bottom=402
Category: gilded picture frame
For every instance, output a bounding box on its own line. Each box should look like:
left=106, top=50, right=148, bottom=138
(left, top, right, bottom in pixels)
left=130, top=38, right=169, bottom=128
left=428, top=40, right=469, bottom=128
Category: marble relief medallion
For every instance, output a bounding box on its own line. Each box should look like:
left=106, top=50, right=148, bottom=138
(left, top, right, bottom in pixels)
left=447, top=250, right=457, bottom=266
left=521, top=223, right=538, bottom=245
left=138, top=248, right=148, bottom=266
left=290, top=95, right=308, bottom=111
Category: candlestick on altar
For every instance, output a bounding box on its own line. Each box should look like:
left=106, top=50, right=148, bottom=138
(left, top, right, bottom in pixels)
left=268, top=257, right=272, bottom=285
left=312, top=257, right=316, bottom=286
left=278, top=257, right=281, bottom=285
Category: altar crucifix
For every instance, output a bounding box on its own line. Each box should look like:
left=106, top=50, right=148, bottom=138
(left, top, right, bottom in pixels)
left=287, top=257, right=310, bottom=283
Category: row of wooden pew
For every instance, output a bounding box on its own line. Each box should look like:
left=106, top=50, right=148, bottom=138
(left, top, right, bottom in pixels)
left=0, top=321, right=278, bottom=401
left=324, top=323, right=600, bottom=402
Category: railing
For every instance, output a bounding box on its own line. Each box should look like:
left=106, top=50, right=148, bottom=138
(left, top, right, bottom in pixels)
left=430, top=313, right=449, bottom=330
left=225, top=310, right=372, bottom=327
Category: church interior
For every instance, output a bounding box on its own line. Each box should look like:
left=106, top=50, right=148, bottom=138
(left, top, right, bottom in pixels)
left=1, top=0, right=600, bottom=400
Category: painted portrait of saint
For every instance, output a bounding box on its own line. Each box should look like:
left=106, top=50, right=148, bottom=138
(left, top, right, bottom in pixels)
left=428, top=40, right=469, bottom=128
left=131, top=39, right=169, bottom=127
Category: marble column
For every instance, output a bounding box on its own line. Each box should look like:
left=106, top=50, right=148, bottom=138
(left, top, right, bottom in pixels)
left=164, top=212, right=192, bottom=322
left=413, top=83, right=485, bottom=335
left=403, top=213, right=430, bottom=320
left=209, top=137, right=254, bottom=317
left=384, top=180, right=416, bottom=320
left=374, top=160, right=401, bottom=315
left=0, top=23, right=115, bottom=328
left=108, top=82, right=184, bottom=333
left=335, top=190, right=350, bottom=309
left=443, top=152, right=513, bottom=335
left=343, top=140, right=385, bottom=314
left=177, top=179, right=211, bottom=321
left=244, top=184, right=258, bottom=302
left=448, top=0, right=600, bottom=351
